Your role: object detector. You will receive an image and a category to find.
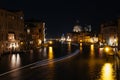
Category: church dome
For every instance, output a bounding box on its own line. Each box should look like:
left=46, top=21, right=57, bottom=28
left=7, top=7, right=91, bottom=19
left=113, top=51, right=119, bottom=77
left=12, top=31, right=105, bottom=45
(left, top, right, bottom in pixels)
left=73, top=20, right=82, bottom=32
left=73, top=25, right=82, bottom=32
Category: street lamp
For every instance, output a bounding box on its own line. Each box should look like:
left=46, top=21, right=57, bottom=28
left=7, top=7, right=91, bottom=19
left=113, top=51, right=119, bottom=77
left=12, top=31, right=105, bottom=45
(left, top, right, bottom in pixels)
left=104, top=46, right=110, bottom=53
left=103, top=46, right=114, bottom=56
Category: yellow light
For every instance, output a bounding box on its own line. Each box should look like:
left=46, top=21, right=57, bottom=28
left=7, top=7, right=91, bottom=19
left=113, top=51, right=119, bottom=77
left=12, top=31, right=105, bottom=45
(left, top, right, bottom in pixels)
left=68, top=42, right=71, bottom=53
left=48, top=46, right=54, bottom=59
left=99, top=63, right=115, bottom=80
left=21, top=42, right=23, bottom=45
left=66, top=36, right=71, bottom=42
left=80, top=40, right=82, bottom=42
left=99, top=48, right=103, bottom=54
left=105, top=47, right=110, bottom=53
left=104, top=46, right=114, bottom=55
left=38, top=39, right=42, bottom=45
left=114, top=39, right=117, bottom=42
left=80, top=43, right=82, bottom=53
left=90, top=38, right=94, bottom=43
left=67, top=38, right=71, bottom=42
left=49, top=41, right=53, bottom=44
left=80, top=43, right=82, bottom=46
left=91, top=44, right=94, bottom=50
left=90, top=44, right=94, bottom=55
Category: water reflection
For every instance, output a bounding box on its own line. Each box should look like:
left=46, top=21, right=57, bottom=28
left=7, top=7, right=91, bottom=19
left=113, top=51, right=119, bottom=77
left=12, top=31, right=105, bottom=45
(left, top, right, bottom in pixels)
left=99, top=63, right=116, bottom=80
left=43, top=47, right=47, bottom=58
left=99, top=48, right=104, bottom=58
left=80, top=43, right=82, bottom=53
left=10, top=54, right=21, bottom=78
left=48, top=46, right=54, bottom=60
left=90, top=44, right=94, bottom=56
left=47, top=46, right=55, bottom=79
left=11, top=54, right=21, bottom=68
left=89, top=44, right=95, bottom=79
left=67, top=42, right=71, bottom=53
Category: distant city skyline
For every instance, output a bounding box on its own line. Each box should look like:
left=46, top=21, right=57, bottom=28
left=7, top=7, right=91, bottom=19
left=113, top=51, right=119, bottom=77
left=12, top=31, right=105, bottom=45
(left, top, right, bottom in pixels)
left=0, top=0, right=120, bottom=37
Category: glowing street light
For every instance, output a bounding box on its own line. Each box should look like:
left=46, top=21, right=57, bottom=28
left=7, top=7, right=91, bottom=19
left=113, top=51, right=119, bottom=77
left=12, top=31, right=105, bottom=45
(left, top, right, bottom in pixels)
left=103, top=46, right=114, bottom=56
left=48, top=41, right=53, bottom=44
left=105, top=47, right=110, bottom=53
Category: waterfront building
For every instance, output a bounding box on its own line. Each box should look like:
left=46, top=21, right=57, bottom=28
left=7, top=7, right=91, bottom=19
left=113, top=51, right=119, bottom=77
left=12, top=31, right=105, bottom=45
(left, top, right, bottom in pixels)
left=99, top=21, right=118, bottom=47
left=24, top=19, right=45, bottom=49
left=0, top=9, right=24, bottom=53
left=67, top=21, right=95, bottom=43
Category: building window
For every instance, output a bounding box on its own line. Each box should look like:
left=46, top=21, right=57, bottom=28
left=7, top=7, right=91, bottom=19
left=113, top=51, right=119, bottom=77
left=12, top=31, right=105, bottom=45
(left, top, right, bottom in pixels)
left=20, top=16, right=23, bottom=20
left=8, top=33, right=15, bottom=41
left=27, top=29, right=30, bottom=34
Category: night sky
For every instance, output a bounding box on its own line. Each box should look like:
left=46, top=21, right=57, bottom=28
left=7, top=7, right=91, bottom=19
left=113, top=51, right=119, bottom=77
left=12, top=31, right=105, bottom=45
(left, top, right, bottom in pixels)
left=0, top=0, right=120, bottom=38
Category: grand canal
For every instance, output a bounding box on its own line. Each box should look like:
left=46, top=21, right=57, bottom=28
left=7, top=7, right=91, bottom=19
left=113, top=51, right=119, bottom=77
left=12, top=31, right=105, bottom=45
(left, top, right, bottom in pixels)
left=0, top=41, right=120, bottom=80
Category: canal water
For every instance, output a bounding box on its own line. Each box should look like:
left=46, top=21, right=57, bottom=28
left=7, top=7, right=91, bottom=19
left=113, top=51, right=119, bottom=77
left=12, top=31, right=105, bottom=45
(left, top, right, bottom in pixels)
left=0, top=41, right=78, bottom=74
left=23, top=43, right=120, bottom=80
left=0, top=42, right=120, bottom=80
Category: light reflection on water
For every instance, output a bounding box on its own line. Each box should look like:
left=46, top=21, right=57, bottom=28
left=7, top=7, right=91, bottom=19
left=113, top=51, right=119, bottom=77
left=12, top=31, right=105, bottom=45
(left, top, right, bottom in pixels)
left=97, top=46, right=117, bottom=80
left=79, top=43, right=82, bottom=53
left=43, top=47, right=47, bottom=58
left=47, top=46, right=55, bottom=79
left=67, top=42, right=71, bottom=53
left=10, top=54, right=21, bottom=78
left=48, top=46, right=54, bottom=60
left=11, top=54, right=21, bottom=68
left=98, top=63, right=116, bottom=80
left=90, top=44, right=94, bottom=56
left=1, top=42, right=119, bottom=80
left=89, top=44, right=116, bottom=80
left=99, top=48, right=104, bottom=58
left=88, top=44, right=96, bottom=79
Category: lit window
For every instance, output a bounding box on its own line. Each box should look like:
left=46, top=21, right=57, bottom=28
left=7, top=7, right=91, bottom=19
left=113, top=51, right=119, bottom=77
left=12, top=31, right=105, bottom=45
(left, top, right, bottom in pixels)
left=8, top=33, right=15, bottom=41
left=20, top=16, right=23, bottom=20
left=27, top=29, right=30, bottom=34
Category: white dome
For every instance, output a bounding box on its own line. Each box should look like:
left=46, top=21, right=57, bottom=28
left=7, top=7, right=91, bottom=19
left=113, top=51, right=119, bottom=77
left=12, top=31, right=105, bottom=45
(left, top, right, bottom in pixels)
left=73, top=25, right=82, bottom=32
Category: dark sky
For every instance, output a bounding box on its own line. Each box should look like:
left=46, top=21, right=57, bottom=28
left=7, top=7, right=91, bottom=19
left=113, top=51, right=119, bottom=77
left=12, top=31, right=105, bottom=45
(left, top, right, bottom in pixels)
left=0, top=0, right=120, bottom=37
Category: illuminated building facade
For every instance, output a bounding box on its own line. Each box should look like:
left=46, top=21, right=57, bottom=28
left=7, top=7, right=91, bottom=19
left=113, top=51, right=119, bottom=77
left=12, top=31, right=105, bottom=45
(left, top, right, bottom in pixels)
left=99, top=22, right=118, bottom=47
left=67, top=22, right=94, bottom=43
left=25, top=19, right=45, bottom=49
left=67, top=32, right=92, bottom=43
left=0, top=9, right=24, bottom=53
